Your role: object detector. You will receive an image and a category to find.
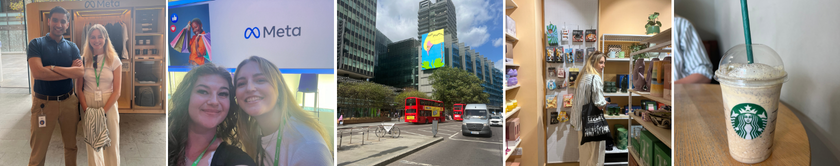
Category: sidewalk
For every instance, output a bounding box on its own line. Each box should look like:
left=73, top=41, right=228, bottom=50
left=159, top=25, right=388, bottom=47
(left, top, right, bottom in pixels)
left=338, top=118, right=406, bottom=129
left=337, top=127, right=442, bottom=166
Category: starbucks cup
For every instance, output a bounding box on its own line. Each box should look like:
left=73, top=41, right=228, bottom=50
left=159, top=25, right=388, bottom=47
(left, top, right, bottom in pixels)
left=714, top=44, right=787, bottom=164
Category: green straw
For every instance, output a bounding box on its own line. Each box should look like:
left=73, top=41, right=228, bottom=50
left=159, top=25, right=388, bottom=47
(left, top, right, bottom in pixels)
left=740, top=0, right=754, bottom=64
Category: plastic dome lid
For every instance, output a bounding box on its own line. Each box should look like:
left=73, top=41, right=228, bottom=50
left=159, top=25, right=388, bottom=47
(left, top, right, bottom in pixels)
left=714, top=44, right=787, bottom=86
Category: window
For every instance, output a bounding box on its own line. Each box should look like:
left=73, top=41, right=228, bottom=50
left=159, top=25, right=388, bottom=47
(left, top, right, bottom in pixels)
left=406, top=109, right=416, bottom=113
left=406, top=98, right=416, bottom=106
left=465, top=109, right=487, bottom=120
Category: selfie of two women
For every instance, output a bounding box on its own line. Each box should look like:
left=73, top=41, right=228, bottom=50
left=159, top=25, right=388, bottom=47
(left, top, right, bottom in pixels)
left=166, top=56, right=334, bottom=165
left=165, top=0, right=336, bottom=165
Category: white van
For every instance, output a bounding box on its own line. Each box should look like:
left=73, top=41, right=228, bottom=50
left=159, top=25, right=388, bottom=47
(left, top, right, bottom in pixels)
left=461, top=104, right=492, bottom=136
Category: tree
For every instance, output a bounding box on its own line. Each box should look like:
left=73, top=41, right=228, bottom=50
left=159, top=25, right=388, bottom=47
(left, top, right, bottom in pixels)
left=337, top=82, right=395, bottom=117
left=394, top=90, right=432, bottom=107
left=429, top=67, right=489, bottom=114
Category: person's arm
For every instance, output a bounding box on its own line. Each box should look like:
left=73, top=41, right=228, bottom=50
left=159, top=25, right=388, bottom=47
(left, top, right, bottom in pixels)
left=52, top=60, right=84, bottom=79
left=592, top=75, right=607, bottom=109
left=76, top=70, right=87, bottom=111
left=675, top=73, right=711, bottom=84
left=675, top=17, right=714, bottom=83
left=28, top=58, right=72, bottom=81
left=103, top=66, right=122, bottom=112
left=196, top=36, right=207, bottom=58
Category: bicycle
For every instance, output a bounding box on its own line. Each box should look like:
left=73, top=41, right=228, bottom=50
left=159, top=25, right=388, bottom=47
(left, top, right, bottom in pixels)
left=374, top=123, right=400, bottom=138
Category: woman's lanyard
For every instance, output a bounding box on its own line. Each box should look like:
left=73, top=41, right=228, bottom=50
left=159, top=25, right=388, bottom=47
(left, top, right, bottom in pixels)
left=94, top=56, right=105, bottom=87
left=272, top=116, right=287, bottom=166
left=192, top=135, right=217, bottom=166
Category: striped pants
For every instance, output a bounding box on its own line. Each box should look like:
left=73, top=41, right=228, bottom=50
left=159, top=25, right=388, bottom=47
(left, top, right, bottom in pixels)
left=83, top=91, right=120, bottom=166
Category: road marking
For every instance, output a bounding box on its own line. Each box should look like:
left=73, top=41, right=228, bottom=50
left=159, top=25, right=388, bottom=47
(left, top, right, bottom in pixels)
left=397, top=160, right=436, bottom=166
left=447, top=129, right=503, bottom=145
left=418, top=129, right=456, bottom=136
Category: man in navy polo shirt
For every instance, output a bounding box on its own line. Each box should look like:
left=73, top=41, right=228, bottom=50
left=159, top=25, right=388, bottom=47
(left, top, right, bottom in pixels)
left=26, top=6, right=84, bottom=166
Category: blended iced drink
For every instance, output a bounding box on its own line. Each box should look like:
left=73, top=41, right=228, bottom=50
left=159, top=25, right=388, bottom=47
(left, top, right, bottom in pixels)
left=714, top=44, right=787, bottom=164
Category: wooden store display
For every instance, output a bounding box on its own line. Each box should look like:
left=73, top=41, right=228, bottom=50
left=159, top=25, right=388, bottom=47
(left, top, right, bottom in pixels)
left=26, top=1, right=166, bottom=113
left=504, top=0, right=547, bottom=165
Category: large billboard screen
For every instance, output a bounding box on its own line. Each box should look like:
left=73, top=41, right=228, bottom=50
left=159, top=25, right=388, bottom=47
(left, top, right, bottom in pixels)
left=421, top=29, right=445, bottom=70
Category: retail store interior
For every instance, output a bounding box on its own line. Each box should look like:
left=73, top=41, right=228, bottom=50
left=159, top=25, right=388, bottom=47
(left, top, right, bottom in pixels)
left=504, top=0, right=672, bottom=165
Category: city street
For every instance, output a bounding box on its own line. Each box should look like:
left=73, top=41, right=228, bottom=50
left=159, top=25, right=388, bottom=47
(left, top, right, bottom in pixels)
left=386, top=120, right=503, bottom=166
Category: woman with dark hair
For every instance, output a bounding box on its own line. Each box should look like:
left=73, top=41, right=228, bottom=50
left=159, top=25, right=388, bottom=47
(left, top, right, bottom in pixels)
left=168, top=63, right=256, bottom=166
left=234, top=56, right=332, bottom=166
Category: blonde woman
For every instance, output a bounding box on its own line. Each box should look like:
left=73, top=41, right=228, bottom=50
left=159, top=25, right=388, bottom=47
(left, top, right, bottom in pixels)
left=571, top=51, right=608, bottom=166
left=75, top=24, right=121, bottom=166
left=234, top=56, right=332, bottom=166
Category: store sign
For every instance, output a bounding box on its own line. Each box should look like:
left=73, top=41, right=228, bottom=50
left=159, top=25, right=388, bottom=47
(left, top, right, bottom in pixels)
left=84, top=0, right=120, bottom=8
left=244, top=25, right=302, bottom=39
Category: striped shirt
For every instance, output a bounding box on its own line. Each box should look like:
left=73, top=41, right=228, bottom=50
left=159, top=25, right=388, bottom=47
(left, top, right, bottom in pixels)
left=571, top=74, right=606, bottom=131
left=84, top=107, right=111, bottom=151
left=674, top=16, right=714, bottom=80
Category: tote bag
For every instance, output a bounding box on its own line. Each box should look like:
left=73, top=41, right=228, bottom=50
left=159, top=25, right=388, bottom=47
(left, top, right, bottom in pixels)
left=580, top=75, right=614, bottom=146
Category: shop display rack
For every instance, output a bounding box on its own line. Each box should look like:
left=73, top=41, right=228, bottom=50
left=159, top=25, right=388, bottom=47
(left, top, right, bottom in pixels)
left=504, top=138, right=522, bottom=161
left=505, top=107, right=521, bottom=119
left=504, top=84, right=521, bottom=91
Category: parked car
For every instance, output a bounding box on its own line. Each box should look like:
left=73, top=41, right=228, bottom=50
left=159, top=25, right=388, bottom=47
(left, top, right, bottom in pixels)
left=489, top=115, right=502, bottom=126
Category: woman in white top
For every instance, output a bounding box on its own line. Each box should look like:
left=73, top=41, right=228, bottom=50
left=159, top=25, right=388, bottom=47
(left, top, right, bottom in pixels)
left=234, top=56, right=332, bottom=166
left=571, top=51, right=608, bottom=166
left=75, top=24, right=121, bottom=166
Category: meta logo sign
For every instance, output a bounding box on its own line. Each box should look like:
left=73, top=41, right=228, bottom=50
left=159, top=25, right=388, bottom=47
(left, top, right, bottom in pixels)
left=84, top=0, right=120, bottom=8
left=244, top=25, right=302, bottom=39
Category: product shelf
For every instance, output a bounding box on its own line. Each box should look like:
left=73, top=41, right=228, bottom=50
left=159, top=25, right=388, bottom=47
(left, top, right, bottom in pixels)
left=505, top=107, right=521, bottom=119
left=604, top=161, right=629, bottom=165
left=630, top=114, right=672, bottom=148
left=504, top=84, right=521, bottom=91
left=629, top=146, right=648, bottom=166
left=605, top=115, right=629, bottom=120
left=505, top=33, right=519, bottom=44
left=504, top=138, right=522, bottom=161
left=505, top=0, right=518, bottom=10
left=606, top=58, right=632, bottom=62
left=640, top=28, right=672, bottom=45
left=604, top=92, right=640, bottom=97
left=601, top=34, right=653, bottom=42
left=605, top=146, right=629, bottom=154
left=628, top=41, right=672, bottom=56
left=628, top=89, right=671, bottom=106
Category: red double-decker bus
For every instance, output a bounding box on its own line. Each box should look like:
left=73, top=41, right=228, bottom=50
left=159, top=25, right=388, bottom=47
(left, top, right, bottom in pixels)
left=453, top=103, right=465, bottom=121
left=404, top=97, right=445, bottom=123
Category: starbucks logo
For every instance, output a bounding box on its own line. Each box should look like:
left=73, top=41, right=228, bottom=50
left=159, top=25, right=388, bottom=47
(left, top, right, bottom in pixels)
left=730, top=103, right=768, bottom=140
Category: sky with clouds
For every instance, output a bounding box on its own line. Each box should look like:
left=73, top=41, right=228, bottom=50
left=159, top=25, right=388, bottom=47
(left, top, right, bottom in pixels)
left=376, top=0, right=504, bottom=72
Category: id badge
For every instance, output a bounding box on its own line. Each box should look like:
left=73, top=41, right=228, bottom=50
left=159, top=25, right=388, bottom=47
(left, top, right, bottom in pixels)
left=95, top=91, right=102, bottom=102
left=38, top=115, right=46, bottom=128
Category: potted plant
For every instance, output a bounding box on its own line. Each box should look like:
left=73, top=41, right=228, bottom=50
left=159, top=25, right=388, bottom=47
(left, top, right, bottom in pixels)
left=629, top=43, right=650, bottom=61
left=645, top=12, right=662, bottom=35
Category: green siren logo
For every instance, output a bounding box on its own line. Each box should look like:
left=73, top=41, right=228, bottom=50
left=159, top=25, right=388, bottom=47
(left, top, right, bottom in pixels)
left=731, top=103, right=768, bottom=140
